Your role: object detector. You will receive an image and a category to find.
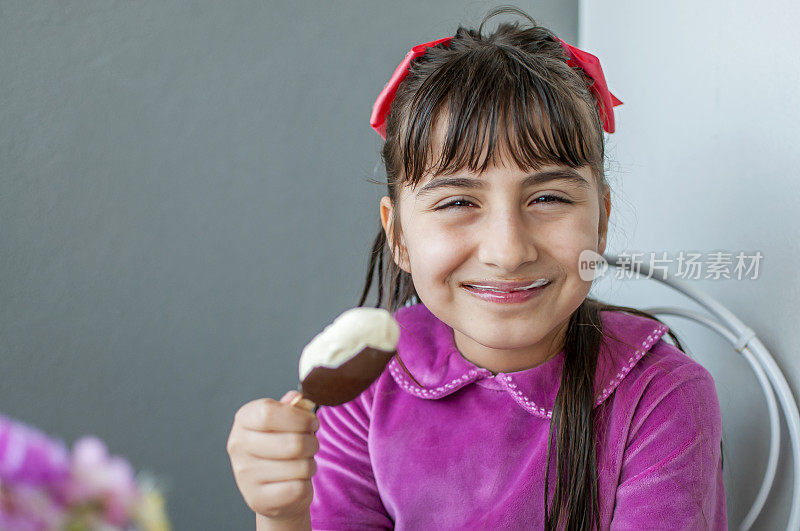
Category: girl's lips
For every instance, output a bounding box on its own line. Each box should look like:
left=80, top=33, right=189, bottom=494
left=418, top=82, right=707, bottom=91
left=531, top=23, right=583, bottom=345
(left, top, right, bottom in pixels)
left=461, top=278, right=550, bottom=291
left=462, top=282, right=550, bottom=303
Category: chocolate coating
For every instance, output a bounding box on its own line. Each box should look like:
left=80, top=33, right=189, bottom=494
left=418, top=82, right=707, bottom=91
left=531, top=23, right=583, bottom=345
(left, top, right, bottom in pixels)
left=300, top=346, right=396, bottom=406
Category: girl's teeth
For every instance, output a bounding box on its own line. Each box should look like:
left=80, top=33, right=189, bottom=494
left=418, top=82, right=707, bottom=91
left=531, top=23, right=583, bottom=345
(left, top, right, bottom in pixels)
left=467, top=280, right=549, bottom=292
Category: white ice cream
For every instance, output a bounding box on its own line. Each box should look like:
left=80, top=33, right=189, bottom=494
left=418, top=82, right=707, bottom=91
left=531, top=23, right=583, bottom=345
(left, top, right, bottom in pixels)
left=298, top=307, right=401, bottom=382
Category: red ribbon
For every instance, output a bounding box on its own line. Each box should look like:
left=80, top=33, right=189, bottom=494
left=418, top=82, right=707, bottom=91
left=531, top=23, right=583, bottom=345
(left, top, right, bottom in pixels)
left=370, top=36, right=622, bottom=138
left=555, top=37, right=623, bottom=133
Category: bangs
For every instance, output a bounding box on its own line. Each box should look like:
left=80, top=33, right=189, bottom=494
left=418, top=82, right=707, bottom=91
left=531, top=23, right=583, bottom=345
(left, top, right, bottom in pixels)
left=397, top=47, right=604, bottom=188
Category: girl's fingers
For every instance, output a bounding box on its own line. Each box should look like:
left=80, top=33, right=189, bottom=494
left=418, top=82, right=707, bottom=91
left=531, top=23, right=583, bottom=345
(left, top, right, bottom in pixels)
left=243, top=430, right=320, bottom=460
left=292, top=396, right=317, bottom=411
left=285, top=390, right=317, bottom=412
left=238, top=457, right=317, bottom=484
left=236, top=397, right=319, bottom=433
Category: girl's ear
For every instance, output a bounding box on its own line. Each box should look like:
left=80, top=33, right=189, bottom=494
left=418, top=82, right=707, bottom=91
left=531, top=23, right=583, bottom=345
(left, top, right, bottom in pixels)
left=379, top=196, right=411, bottom=272
left=597, top=188, right=611, bottom=255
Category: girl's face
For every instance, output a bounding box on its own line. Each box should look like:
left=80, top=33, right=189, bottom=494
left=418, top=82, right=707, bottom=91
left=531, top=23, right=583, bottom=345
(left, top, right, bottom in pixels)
left=380, top=152, right=610, bottom=374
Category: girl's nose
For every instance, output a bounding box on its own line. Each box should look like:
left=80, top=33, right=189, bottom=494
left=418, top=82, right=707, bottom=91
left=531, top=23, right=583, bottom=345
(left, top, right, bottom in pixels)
left=476, top=209, right=538, bottom=272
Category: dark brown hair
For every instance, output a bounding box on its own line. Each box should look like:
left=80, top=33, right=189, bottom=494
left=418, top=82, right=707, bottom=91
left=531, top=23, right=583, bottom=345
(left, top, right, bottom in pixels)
left=356, top=5, right=723, bottom=529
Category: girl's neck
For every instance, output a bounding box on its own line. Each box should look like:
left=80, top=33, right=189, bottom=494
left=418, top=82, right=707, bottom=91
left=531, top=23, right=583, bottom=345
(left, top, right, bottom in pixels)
left=451, top=319, right=569, bottom=374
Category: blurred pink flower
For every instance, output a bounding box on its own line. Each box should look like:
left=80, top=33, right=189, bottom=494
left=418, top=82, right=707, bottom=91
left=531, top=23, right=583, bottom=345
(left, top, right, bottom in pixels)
left=0, top=414, right=71, bottom=487
left=63, top=435, right=141, bottom=526
left=0, top=415, right=170, bottom=529
left=0, top=482, right=68, bottom=530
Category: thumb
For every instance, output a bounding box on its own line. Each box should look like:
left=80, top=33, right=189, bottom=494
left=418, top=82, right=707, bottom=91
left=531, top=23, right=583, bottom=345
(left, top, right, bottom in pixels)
left=279, top=390, right=301, bottom=404
left=294, top=396, right=317, bottom=412
left=279, top=390, right=316, bottom=411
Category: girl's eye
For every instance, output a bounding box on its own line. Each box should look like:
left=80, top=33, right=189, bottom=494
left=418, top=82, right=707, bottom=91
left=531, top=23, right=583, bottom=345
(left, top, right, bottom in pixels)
left=435, top=195, right=572, bottom=211
left=435, top=198, right=476, bottom=210
left=532, top=194, right=572, bottom=205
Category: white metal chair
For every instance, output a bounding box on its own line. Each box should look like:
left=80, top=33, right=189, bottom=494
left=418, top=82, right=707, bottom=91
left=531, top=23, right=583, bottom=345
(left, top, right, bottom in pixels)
left=602, top=253, right=800, bottom=531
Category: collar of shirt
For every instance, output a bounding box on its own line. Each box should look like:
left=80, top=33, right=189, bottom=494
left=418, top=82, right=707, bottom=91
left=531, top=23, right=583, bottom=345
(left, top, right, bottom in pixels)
left=387, top=303, right=669, bottom=419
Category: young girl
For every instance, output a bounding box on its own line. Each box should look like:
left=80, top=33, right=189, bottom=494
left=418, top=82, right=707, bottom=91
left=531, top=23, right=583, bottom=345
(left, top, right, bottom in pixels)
left=227, top=6, right=727, bottom=530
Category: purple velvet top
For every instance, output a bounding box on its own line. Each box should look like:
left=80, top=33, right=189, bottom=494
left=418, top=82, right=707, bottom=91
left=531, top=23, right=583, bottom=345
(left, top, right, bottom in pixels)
left=310, top=303, right=727, bottom=529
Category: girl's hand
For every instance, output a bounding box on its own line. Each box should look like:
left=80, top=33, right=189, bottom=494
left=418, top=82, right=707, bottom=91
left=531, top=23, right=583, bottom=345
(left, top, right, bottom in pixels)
left=226, top=390, right=320, bottom=521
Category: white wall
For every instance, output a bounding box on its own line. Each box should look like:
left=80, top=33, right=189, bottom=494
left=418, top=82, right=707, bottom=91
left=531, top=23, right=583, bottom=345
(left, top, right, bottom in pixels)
left=581, top=0, right=800, bottom=528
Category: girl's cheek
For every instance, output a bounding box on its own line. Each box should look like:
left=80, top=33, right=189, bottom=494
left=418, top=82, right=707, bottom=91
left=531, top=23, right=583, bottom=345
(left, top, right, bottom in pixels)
left=433, top=231, right=469, bottom=259
left=417, top=226, right=470, bottom=266
left=418, top=222, right=462, bottom=246
left=538, top=223, right=598, bottom=269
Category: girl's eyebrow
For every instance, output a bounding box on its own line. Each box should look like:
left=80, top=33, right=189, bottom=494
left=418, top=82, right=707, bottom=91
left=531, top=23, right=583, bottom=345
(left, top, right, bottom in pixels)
left=415, top=169, right=591, bottom=199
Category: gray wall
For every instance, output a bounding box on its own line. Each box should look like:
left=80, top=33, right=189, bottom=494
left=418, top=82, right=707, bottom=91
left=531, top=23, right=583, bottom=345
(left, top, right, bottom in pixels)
left=0, top=2, right=578, bottom=528
left=582, top=0, right=800, bottom=528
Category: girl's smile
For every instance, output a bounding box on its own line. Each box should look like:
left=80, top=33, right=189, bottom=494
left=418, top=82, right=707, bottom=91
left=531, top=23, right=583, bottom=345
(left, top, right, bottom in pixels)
left=461, top=278, right=551, bottom=304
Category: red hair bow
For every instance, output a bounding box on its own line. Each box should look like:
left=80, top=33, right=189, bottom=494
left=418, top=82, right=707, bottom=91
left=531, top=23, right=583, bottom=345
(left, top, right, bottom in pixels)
left=370, top=36, right=623, bottom=138
left=556, top=38, right=623, bottom=133
left=369, top=37, right=453, bottom=140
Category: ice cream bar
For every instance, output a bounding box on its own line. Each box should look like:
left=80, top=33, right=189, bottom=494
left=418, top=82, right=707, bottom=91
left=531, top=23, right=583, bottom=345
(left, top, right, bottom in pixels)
left=291, top=307, right=400, bottom=409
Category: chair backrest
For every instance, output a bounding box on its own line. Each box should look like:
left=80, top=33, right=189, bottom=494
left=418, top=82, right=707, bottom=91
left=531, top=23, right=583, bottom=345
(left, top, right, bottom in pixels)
left=601, top=253, right=799, bottom=531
